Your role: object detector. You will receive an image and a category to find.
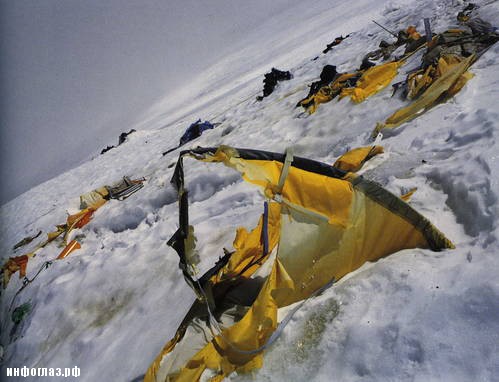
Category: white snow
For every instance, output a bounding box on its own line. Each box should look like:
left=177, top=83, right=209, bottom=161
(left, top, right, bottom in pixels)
left=1, top=0, right=498, bottom=381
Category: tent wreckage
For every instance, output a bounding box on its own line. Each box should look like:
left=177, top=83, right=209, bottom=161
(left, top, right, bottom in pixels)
left=4, top=14, right=490, bottom=382
left=296, top=26, right=498, bottom=136
left=145, top=146, right=453, bottom=382
left=2, top=177, right=145, bottom=294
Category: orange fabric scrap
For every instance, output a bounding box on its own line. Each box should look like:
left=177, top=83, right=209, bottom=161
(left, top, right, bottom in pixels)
left=2, top=255, right=29, bottom=288
left=67, top=208, right=95, bottom=229
left=57, top=240, right=81, bottom=260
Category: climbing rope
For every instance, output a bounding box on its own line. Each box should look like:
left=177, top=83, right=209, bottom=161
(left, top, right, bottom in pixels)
left=9, top=261, right=53, bottom=311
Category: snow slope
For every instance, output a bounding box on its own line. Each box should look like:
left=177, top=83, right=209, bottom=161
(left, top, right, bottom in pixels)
left=1, top=0, right=498, bottom=381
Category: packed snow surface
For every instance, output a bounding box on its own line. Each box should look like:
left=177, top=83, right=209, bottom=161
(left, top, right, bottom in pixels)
left=1, top=0, right=498, bottom=381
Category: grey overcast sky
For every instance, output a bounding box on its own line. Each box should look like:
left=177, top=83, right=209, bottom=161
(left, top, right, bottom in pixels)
left=0, top=0, right=298, bottom=205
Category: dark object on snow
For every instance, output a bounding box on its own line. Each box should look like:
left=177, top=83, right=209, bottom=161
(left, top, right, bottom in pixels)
left=107, top=176, right=144, bottom=200
left=101, top=145, right=115, bottom=155
left=422, top=29, right=499, bottom=68
left=404, top=35, right=428, bottom=55
left=119, top=129, right=136, bottom=145
left=311, top=64, right=338, bottom=94
left=463, top=3, right=477, bottom=12
left=10, top=301, right=32, bottom=343
left=256, top=68, right=292, bottom=101
left=360, top=40, right=398, bottom=70
left=323, top=35, right=350, bottom=54
left=179, top=120, right=215, bottom=146
left=296, top=65, right=338, bottom=107
left=459, top=15, right=496, bottom=35
left=13, top=231, right=42, bottom=251
left=100, top=129, right=137, bottom=155
left=12, top=302, right=32, bottom=325
left=458, top=3, right=477, bottom=19
left=457, top=3, right=496, bottom=35
left=361, top=25, right=426, bottom=70
left=424, top=18, right=433, bottom=44
left=360, top=56, right=377, bottom=71
left=162, top=120, right=218, bottom=156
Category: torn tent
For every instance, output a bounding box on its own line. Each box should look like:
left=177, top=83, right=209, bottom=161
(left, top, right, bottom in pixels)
left=1, top=209, right=94, bottom=288
left=374, top=54, right=475, bottom=136
left=333, top=145, right=384, bottom=172
left=298, top=60, right=401, bottom=114
left=145, top=146, right=453, bottom=382
left=342, top=35, right=433, bottom=105
left=298, top=71, right=362, bottom=114
left=422, top=29, right=498, bottom=67
left=360, top=26, right=424, bottom=70
left=374, top=30, right=498, bottom=136
left=179, top=120, right=216, bottom=146
left=297, top=46, right=427, bottom=114
left=2, top=177, right=144, bottom=288
left=340, top=61, right=402, bottom=103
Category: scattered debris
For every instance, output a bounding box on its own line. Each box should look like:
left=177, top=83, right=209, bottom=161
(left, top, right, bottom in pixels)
left=256, top=68, right=292, bottom=101
left=101, top=129, right=137, bottom=154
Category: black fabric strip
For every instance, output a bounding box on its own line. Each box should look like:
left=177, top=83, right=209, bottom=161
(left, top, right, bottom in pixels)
left=173, top=147, right=347, bottom=180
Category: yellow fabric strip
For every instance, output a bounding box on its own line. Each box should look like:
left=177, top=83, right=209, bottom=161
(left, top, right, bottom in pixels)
left=340, top=61, right=401, bottom=103
left=333, top=145, right=384, bottom=172
left=374, top=54, right=475, bottom=136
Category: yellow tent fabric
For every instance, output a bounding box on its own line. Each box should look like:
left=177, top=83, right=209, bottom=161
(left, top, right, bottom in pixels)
left=374, top=54, right=475, bottom=137
left=406, top=64, right=435, bottom=99
left=212, top=202, right=281, bottom=283
left=79, top=187, right=109, bottom=209
left=407, top=54, right=471, bottom=100
left=333, top=145, right=384, bottom=172
left=340, top=61, right=402, bottom=103
left=146, top=202, right=282, bottom=382
left=146, top=146, right=453, bottom=381
left=299, top=72, right=360, bottom=114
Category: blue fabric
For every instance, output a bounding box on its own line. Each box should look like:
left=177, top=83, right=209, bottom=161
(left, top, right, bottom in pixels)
left=179, top=119, right=215, bottom=146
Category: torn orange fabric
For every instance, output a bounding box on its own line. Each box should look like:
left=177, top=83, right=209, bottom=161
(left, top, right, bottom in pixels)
left=67, top=208, right=95, bottom=229
left=2, top=255, right=29, bottom=288
left=57, top=240, right=82, bottom=260
left=401, top=188, right=417, bottom=202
